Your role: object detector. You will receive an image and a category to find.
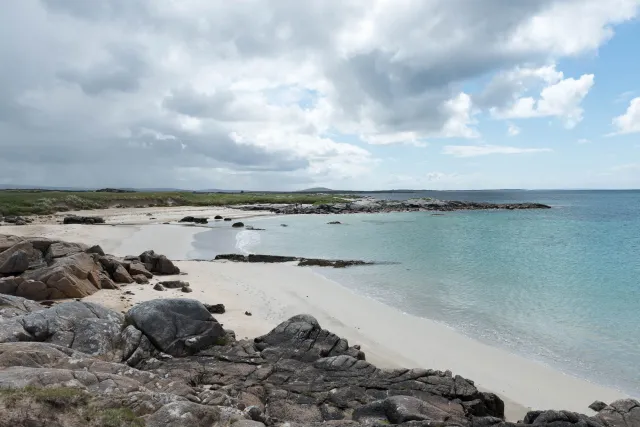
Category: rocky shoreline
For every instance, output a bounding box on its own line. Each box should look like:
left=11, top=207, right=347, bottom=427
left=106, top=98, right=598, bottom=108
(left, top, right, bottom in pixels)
left=237, top=198, right=552, bottom=215
left=0, top=233, right=638, bottom=427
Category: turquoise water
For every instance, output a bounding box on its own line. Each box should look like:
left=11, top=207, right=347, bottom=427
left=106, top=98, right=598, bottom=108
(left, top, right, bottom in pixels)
left=192, top=190, right=640, bottom=396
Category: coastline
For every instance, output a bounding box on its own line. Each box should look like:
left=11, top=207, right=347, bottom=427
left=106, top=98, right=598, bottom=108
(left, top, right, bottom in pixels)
left=2, top=206, right=634, bottom=421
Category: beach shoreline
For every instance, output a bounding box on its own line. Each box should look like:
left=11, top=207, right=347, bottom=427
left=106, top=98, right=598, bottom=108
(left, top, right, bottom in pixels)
left=1, top=205, right=634, bottom=421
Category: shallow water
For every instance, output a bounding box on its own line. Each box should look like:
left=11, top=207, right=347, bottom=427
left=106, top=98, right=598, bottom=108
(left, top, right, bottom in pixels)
left=192, top=190, right=640, bottom=396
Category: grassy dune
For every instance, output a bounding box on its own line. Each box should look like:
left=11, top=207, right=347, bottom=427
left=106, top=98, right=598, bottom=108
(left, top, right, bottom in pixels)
left=0, top=190, right=350, bottom=216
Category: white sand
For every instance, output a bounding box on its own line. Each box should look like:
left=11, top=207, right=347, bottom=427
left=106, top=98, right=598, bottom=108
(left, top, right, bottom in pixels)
left=4, top=211, right=634, bottom=421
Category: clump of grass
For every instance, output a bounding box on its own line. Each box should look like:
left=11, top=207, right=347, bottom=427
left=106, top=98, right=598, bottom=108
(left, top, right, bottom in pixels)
left=94, top=408, right=144, bottom=427
left=0, top=386, right=144, bottom=427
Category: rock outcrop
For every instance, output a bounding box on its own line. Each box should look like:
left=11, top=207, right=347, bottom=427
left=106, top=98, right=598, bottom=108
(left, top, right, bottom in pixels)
left=215, top=253, right=373, bottom=268
left=180, top=216, right=209, bottom=224
left=0, top=234, right=177, bottom=300
left=238, top=198, right=552, bottom=215
left=63, top=215, right=106, bottom=225
left=0, top=295, right=636, bottom=427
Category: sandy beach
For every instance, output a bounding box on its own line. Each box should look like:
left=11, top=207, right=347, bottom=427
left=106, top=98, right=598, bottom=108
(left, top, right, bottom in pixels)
left=1, top=205, right=633, bottom=421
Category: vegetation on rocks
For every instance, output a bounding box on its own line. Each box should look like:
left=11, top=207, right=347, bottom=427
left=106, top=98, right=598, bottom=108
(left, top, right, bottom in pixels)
left=0, top=190, right=352, bottom=216
left=0, top=387, right=144, bottom=427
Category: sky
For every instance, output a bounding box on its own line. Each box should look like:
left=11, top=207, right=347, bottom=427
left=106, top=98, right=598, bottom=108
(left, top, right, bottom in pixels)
left=1, top=0, right=640, bottom=191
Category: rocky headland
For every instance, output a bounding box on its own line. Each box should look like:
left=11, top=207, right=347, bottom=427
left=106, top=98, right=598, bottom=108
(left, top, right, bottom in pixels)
left=237, top=198, right=552, bottom=215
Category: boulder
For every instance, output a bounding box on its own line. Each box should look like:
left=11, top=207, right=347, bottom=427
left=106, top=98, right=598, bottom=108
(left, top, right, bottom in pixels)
left=224, top=218, right=232, bottom=221
left=179, top=216, right=208, bottom=224
left=139, top=250, right=180, bottom=275
left=591, top=401, right=609, bottom=412
left=0, top=294, right=44, bottom=318
left=63, top=215, right=105, bottom=225
left=204, top=303, right=226, bottom=314
left=0, top=241, right=43, bottom=270
left=353, top=395, right=467, bottom=425
left=113, top=264, right=134, bottom=284
left=128, top=261, right=153, bottom=278
left=0, top=250, right=29, bottom=274
left=132, top=274, right=149, bottom=284
left=126, top=299, right=225, bottom=356
left=158, top=280, right=189, bottom=289
left=181, top=286, right=193, bottom=293
left=86, top=244, right=105, bottom=256
left=153, top=283, right=165, bottom=291
left=0, top=299, right=125, bottom=360
left=0, top=235, right=25, bottom=252
left=22, top=252, right=101, bottom=299
left=45, top=241, right=89, bottom=260
left=214, top=215, right=223, bottom=220
left=232, top=222, right=245, bottom=228
left=15, top=279, right=50, bottom=300
left=596, top=399, right=640, bottom=427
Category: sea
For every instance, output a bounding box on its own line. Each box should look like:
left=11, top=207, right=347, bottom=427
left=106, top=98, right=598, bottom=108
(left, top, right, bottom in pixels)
left=190, top=190, right=640, bottom=396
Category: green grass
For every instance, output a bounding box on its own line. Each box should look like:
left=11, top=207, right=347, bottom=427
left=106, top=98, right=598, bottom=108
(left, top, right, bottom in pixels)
left=0, top=190, right=353, bottom=216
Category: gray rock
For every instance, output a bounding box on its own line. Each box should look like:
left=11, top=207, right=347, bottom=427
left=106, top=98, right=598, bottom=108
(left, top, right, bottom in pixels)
left=132, top=274, right=150, bottom=284
left=86, top=244, right=105, bottom=256
left=182, top=286, right=193, bottom=293
left=45, top=241, right=89, bottom=260
left=113, top=264, right=134, bottom=284
left=204, top=303, right=226, bottom=314
left=126, top=299, right=225, bottom=356
left=0, top=250, right=29, bottom=274
left=158, top=280, right=189, bottom=289
left=0, top=241, right=43, bottom=270
left=145, top=401, right=246, bottom=427
left=596, top=399, right=640, bottom=427
left=15, top=279, right=50, bottom=300
left=0, top=235, right=25, bottom=252
left=353, top=395, right=466, bottom=425
left=128, top=261, right=153, bottom=278
left=153, top=283, right=165, bottom=291
left=139, top=250, right=180, bottom=275
left=591, top=401, right=609, bottom=412
left=0, top=294, right=44, bottom=318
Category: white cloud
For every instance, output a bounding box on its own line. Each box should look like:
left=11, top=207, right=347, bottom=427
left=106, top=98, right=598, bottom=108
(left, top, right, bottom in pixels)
left=0, top=0, right=637, bottom=189
left=442, top=145, right=553, bottom=158
left=577, top=138, right=590, bottom=144
left=492, top=71, right=595, bottom=128
left=507, top=123, right=521, bottom=137
left=611, top=97, right=640, bottom=135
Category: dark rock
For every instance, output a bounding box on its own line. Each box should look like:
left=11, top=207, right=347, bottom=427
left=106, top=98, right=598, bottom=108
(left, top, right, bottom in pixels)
left=596, top=399, right=640, bottom=427
left=139, top=250, right=180, bottom=275
left=280, top=224, right=288, bottom=227
left=182, top=286, right=193, bottom=293
left=353, top=395, right=467, bottom=425
left=590, top=401, right=608, bottom=412
left=215, top=254, right=248, bottom=262
left=204, top=303, right=226, bottom=314
left=85, top=244, right=105, bottom=256
left=132, top=274, right=150, bottom=284
left=46, top=241, right=89, bottom=260
left=126, top=299, right=225, bottom=356
left=327, top=221, right=342, bottom=225
left=224, top=218, right=233, bottom=221
left=113, top=264, right=134, bottom=284
left=232, top=222, right=245, bottom=228
left=246, top=226, right=265, bottom=231
left=128, top=261, right=153, bottom=278
left=0, top=250, right=30, bottom=274
left=245, top=311, right=252, bottom=316
left=179, top=216, right=208, bottom=224
left=298, top=258, right=369, bottom=268
left=215, top=215, right=223, bottom=220
left=63, top=215, right=105, bottom=225
left=153, top=283, right=165, bottom=291
left=159, top=280, right=189, bottom=289
left=248, top=254, right=298, bottom=263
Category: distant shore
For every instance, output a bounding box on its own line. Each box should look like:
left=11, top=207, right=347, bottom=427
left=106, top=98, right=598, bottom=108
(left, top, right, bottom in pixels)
left=1, top=204, right=632, bottom=421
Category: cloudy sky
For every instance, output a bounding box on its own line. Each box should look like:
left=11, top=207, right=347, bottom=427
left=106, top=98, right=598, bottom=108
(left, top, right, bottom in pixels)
left=1, top=0, right=640, bottom=190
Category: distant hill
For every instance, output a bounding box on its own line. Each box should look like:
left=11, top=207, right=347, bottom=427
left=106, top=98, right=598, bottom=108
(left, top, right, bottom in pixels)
left=300, top=187, right=334, bottom=192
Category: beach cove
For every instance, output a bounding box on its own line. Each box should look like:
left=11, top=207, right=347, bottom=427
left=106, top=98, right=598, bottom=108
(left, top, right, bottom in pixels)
left=2, top=195, right=637, bottom=421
